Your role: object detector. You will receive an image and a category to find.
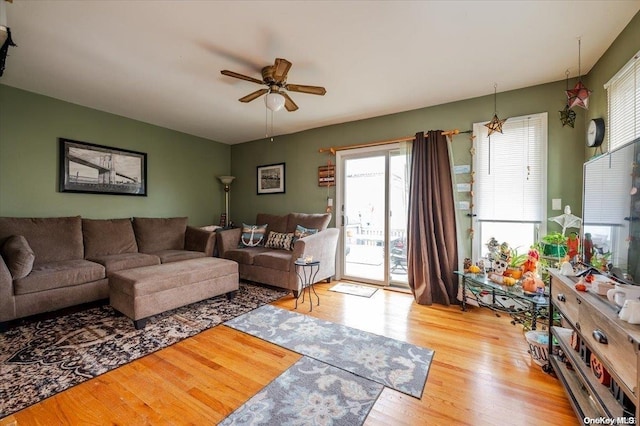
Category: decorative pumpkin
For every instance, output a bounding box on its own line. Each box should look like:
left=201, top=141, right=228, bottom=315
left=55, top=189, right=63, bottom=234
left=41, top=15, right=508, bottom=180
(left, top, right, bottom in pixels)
left=590, top=353, right=611, bottom=386
left=521, top=271, right=545, bottom=293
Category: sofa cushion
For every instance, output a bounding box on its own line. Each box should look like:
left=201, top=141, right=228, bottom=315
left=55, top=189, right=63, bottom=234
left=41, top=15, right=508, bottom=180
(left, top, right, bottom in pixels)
left=265, top=231, right=294, bottom=251
left=1, top=235, right=35, bottom=279
left=224, top=247, right=271, bottom=265
left=82, top=218, right=138, bottom=258
left=239, top=223, right=268, bottom=247
left=153, top=250, right=206, bottom=264
left=256, top=214, right=288, bottom=235
left=133, top=217, right=187, bottom=253
left=88, top=252, right=160, bottom=275
left=286, top=213, right=331, bottom=233
left=293, top=224, right=319, bottom=243
left=14, top=259, right=105, bottom=295
left=253, top=251, right=293, bottom=272
left=0, top=216, right=84, bottom=264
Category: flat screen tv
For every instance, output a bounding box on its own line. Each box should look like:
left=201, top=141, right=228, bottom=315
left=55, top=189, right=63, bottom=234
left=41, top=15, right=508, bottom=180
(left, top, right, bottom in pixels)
left=582, top=137, right=640, bottom=286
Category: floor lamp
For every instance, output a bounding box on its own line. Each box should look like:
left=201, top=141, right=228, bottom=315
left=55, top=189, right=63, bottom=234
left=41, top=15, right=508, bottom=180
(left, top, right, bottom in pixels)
left=218, top=176, right=235, bottom=228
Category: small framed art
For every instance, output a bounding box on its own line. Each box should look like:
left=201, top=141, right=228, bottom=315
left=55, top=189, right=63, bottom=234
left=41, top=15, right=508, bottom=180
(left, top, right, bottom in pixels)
left=257, top=163, right=285, bottom=194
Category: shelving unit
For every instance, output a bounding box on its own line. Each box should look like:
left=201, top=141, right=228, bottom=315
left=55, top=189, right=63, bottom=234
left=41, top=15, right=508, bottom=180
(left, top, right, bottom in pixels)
left=547, top=270, right=639, bottom=422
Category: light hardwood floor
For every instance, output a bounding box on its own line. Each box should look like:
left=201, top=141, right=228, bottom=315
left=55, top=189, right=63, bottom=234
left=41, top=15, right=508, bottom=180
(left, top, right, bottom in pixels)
left=1, top=282, right=578, bottom=426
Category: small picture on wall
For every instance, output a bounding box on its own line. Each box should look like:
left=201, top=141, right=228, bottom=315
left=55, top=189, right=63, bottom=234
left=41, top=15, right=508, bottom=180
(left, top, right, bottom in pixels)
left=59, top=138, right=147, bottom=196
left=257, top=163, right=285, bottom=194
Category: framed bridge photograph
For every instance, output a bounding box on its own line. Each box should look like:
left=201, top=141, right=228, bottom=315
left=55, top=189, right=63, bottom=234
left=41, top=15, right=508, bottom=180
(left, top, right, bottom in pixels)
left=59, top=138, right=147, bottom=196
left=257, top=162, right=285, bottom=194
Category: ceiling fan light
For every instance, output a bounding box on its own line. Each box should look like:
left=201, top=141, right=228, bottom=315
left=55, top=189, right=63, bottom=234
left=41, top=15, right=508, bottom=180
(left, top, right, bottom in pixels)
left=265, top=92, right=285, bottom=112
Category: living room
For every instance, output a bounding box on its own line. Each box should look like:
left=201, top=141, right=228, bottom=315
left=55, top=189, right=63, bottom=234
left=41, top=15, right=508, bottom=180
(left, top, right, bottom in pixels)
left=1, top=1, right=640, bottom=425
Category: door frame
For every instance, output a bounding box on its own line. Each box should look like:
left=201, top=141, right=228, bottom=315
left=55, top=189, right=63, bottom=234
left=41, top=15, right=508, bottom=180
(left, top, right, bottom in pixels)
left=336, top=144, right=401, bottom=286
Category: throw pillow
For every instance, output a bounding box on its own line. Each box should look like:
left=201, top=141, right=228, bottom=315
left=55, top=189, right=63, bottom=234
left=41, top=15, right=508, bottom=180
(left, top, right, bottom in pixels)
left=265, top=231, right=295, bottom=251
left=1, top=235, right=35, bottom=279
left=239, top=223, right=268, bottom=247
left=293, top=224, right=318, bottom=244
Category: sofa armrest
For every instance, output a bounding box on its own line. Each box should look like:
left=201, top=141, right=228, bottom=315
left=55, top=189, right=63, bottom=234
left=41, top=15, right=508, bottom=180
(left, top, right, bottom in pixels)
left=185, top=226, right=216, bottom=256
left=0, top=255, right=16, bottom=322
left=292, top=228, right=340, bottom=283
left=216, top=228, right=242, bottom=258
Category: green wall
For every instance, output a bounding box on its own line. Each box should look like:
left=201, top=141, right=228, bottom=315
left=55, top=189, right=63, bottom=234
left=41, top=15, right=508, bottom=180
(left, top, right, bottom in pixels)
left=231, top=80, right=585, bottom=256
left=0, top=85, right=230, bottom=226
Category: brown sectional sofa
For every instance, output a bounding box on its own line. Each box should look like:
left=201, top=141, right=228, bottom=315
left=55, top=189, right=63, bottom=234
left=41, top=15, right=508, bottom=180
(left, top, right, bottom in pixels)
left=217, top=212, right=340, bottom=296
left=0, top=216, right=219, bottom=326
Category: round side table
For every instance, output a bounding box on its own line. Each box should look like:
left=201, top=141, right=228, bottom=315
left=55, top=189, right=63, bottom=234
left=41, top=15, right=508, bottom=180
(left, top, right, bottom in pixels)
left=294, top=260, right=320, bottom=311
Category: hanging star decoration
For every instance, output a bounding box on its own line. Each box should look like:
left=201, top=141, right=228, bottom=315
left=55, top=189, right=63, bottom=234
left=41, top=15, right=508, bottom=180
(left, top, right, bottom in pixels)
left=565, top=38, right=592, bottom=110
left=559, top=104, right=577, bottom=127
left=484, top=83, right=507, bottom=135
left=485, top=113, right=507, bottom=135
left=566, top=80, right=592, bottom=109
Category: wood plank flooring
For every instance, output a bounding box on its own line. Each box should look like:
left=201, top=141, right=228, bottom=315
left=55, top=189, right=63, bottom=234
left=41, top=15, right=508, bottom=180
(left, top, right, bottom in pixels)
left=1, top=282, right=577, bottom=425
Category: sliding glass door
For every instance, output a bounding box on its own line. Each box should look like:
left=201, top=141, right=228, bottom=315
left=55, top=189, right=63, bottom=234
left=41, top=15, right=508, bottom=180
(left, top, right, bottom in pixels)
left=337, top=145, right=409, bottom=287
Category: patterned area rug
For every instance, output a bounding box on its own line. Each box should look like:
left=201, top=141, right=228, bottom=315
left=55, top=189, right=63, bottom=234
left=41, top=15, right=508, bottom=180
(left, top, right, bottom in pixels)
left=225, top=305, right=434, bottom=398
left=329, top=283, right=378, bottom=298
left=0, top=283, right=288, bottom=418
left=220, top=356, right=383, bottom=426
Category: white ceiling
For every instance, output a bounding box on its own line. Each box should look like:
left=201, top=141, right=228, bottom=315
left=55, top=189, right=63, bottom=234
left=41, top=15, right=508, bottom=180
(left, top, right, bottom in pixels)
left=2, top=1, right=639, bottom=144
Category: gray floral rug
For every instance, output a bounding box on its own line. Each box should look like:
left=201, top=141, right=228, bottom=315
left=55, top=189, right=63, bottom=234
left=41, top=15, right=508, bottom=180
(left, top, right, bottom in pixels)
left=0, top=283, right=288, bottom=418
left=225, top=304, right=434, bottom=398
left=220, top=356, right=383, bottom=426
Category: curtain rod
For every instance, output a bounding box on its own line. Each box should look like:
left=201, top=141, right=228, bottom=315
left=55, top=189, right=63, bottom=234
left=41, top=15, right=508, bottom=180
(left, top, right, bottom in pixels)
left=318, top=129, right=471, bottom=154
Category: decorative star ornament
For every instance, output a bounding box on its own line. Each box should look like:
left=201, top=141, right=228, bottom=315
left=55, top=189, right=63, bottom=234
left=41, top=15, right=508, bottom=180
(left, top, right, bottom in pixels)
left=566, top=80, right=592, bottom=109
left=484, top=113, right=507, bottom=135
left=559, top=104, right=577, bottom=127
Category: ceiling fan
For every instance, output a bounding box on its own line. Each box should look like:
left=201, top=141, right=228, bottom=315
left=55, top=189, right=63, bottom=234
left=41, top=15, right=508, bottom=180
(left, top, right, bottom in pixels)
left=221, top=58, right=326, bottom=112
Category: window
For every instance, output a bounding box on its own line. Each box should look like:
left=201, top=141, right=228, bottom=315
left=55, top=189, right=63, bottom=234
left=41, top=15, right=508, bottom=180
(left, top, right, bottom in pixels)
left=472, top=113, right=548, bottom=258
left=605, top=50, right=640, bottom=151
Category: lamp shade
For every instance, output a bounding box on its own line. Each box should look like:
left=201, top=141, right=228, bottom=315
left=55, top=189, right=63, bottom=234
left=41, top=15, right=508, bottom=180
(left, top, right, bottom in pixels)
left=265, top=92, right=285, bottom=112
left=218, top=176, right=235, bottom=185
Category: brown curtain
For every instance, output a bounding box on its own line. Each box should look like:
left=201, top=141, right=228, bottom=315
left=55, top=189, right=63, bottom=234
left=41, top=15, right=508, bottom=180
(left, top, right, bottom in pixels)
left=407, top=131, right=459, bottom=305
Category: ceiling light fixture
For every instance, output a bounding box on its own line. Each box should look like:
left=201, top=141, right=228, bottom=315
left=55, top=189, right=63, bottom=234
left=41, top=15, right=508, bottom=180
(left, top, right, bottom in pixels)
left=265, top=91, right=285, bottom=112
left=0, top=0, right=16, bottom=78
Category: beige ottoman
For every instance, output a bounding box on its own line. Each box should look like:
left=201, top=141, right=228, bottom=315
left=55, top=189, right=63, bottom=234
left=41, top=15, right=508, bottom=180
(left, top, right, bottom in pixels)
left=109, top=257, right=239, bottom=329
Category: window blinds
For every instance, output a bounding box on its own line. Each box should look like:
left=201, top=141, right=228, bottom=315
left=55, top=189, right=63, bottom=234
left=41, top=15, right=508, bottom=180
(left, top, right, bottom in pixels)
left=605, top=50, right=640, bottom=151
left=583, top=144, right=633, bottom=225
left=473, top=113, right=547, bottom=223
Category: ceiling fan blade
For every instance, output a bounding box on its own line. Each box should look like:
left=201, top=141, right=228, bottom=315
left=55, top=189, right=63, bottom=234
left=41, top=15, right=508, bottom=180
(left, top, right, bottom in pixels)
left=239, top=88, right=268, bottom=103
left=281, top=92, right=299, bottom=112
left=272, top=58, right=292, bottom=82
left=221, top=70, right=264, bottom=85
left=285, top=83, right=327, bottom=96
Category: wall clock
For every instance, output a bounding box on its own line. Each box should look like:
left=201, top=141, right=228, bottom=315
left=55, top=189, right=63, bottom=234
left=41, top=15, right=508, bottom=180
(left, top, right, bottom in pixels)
left=587, top=118, right=605, bottom=147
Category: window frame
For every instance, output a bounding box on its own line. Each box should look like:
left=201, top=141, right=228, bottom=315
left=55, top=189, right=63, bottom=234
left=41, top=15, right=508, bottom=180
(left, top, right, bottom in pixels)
left=471, top=112, right=548, bottom=259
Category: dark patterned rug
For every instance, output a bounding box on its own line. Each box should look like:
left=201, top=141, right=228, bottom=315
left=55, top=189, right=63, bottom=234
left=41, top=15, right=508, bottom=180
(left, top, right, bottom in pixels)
left=225, top=305, right=434, bottom=398
left=220, top=356, right=383, bottom=426
left=0, top=283, right=289, bottom=418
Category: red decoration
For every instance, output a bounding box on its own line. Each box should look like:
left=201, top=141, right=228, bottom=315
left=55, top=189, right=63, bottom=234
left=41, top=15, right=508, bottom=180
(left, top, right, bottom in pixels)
left=566, top=80, right=592, bottom=110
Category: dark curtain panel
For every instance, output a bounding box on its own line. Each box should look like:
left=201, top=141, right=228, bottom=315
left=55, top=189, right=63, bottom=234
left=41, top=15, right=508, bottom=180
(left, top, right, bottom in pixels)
left=407, top=131, right=459, bottom=305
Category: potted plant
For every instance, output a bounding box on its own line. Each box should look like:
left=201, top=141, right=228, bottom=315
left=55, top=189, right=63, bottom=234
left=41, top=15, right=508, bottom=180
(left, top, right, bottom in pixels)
left=504, top=248, right=527, bottom=279
left=541, top=232, right=567, bottom=258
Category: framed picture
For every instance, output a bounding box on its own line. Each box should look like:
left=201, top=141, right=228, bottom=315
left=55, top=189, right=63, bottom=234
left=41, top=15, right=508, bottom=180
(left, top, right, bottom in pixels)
left=59, top=138, right=147, bottom=196
left=257, top=162, right=285, bottom=194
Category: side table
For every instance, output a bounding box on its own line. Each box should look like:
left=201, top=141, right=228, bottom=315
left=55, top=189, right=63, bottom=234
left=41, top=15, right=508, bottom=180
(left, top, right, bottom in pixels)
left=455, top=271, right=549, bottom=330
left=295, top=260, right=320, bottom=311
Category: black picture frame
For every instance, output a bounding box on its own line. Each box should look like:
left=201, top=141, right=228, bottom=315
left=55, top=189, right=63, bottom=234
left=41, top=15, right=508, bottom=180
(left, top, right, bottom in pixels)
left=257, top=162, right=285, bottom=194
left=59, top=138, right=147, bottom=196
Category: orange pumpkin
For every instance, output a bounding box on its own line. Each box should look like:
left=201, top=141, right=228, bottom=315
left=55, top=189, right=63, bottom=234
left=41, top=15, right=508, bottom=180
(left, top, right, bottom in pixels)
left=590, top=353, right=611, bottom=386
left=521, top=272, right=544, bottom=293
